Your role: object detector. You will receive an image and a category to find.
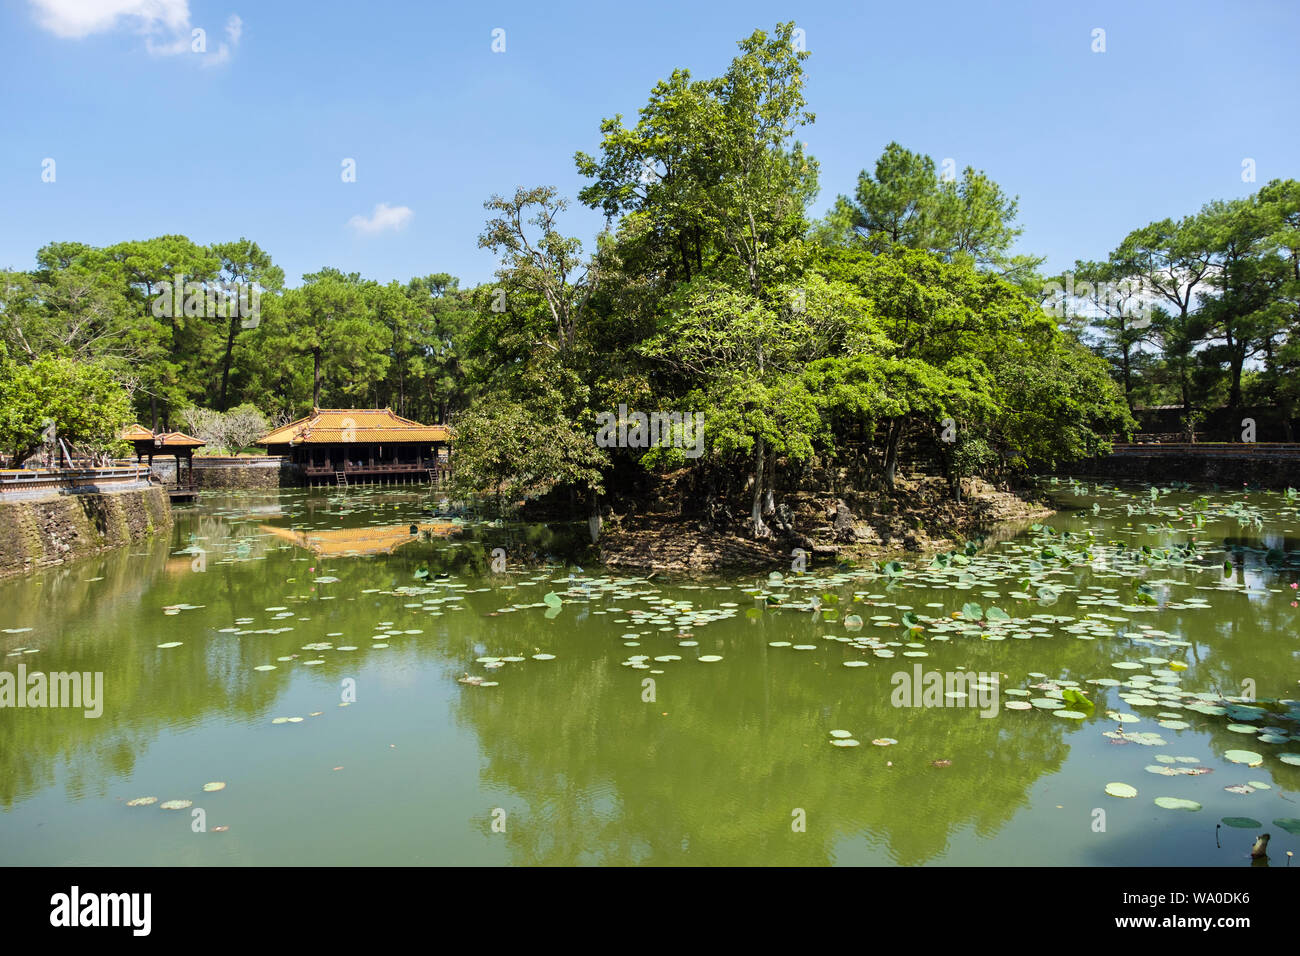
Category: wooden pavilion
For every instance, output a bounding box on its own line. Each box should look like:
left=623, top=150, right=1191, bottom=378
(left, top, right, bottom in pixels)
left=258, top=408, right=451, bottom=486
left=123, top=424, right=206, bottom=490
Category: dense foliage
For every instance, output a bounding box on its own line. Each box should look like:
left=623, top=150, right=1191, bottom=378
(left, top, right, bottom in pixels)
left=3, top=23, right=1293, bottom=533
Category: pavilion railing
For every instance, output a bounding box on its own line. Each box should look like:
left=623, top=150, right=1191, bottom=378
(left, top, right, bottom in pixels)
left=0, top=465, right=153, bottom=494
left=301, top=458, right=449, bottom=477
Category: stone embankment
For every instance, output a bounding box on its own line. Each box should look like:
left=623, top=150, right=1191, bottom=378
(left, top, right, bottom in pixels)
left=0, top=478, right=172, bottom=578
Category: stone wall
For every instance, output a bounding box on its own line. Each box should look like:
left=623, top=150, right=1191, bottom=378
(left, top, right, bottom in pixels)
left=1065, top=455, right=1300, bottom=488
left=145, top=456, right=298, bottom=489
left=0, top=485, right=172, bottom=578
left=192, top=457, right=297, bottom=490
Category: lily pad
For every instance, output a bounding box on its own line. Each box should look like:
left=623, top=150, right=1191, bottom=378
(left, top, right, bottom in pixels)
left=1104, top=782, right=1138, bottom=798
left=1220, top=816, right=1262, bottom=828
left=1224, top=750, right=1264, bottom=766
left=1153, top=796, right=1201, bottom=811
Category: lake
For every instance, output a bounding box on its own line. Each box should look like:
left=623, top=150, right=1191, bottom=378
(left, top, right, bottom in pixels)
left=1, top=479, right=1297, bottom=865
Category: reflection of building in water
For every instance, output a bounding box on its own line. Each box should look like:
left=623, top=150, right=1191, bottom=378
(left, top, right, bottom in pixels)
left=163, top=527, right=274, bottom=574
left=258, top=522, right=458, bottom=557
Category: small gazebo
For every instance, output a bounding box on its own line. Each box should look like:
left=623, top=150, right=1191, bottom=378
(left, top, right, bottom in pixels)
left=123, top=425, right=206, bottom=489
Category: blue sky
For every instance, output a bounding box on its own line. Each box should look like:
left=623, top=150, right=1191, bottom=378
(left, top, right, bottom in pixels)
left=2, top=0, right=1297, bottom=289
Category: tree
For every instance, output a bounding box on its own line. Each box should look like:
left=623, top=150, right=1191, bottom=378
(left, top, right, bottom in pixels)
left=1110, top=216, right=1216, bottom=427
left=821, top=142, right=938, bottom=252
left=449, top=390, right=605, bottom=516
left=1049, top=258, right=1153, bottom=407
left=815, top=142, right=1036, bottom=279
left=277, top=269, right=388, bottom=410
left=104, top=235, right=220, bottom=429
left=575, top=22, right=818, bottom=297
left=0, top=352, right=131, bottom=466
left=209, top=239, right=284, bottom=411
left=640, top=274, right=826, bottom=535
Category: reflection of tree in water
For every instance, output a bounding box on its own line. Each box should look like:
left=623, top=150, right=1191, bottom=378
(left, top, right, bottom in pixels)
left=0, top=496, right=594, bottom=812
left=0, top=503, right=429, bottom=809
left=4, top=481, right=1296, bottom=861
left=451, top=607, right=1091, bottom=865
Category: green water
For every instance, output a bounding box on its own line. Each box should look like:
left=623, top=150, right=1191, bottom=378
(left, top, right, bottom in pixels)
left=1, top=481, right=1298, bottom=866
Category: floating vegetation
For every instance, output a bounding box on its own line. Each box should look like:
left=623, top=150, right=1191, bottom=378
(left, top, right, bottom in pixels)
left=1104, top=782, right=1137, bottom=798
left=126, top=797, right=158, bottom=807
left=1153, top=797, right=1202, bottom=811
left=159, top=799, right=193, bottom=810
left=1224, top=750, right=1264, bottom=766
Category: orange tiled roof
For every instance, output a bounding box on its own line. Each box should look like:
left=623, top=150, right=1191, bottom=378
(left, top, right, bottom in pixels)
left=258, top=408, right=451, bottom=445
left=153, top=430, right=206, bottom=447
left=122, top=425, right=205, bottom=448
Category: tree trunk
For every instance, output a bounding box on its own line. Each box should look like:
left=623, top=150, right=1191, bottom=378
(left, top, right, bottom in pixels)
left=219, top=313, right=238, bottom=411
left=313, top=348, right=322, bottom=409
left=883, top=418, right=903, bottom=492
left=1121, top=346, right=1132, bottom=408
left=751, top=436, right=769, bottom=538
left=762, top=446, right=776, bottom=516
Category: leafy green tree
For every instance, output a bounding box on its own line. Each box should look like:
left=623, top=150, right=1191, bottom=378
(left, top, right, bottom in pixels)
left=815, top=142, right=1037, bottom=281
left=576, top=22, right=818, bottom=297
left=0, top=352, right=131, bottom=465
left=1049, top=259, right=1153, bottom=407
left=104, top=235, right=220, bottom=428
left=450, top=390, right=605, bottom=516
left=1110, top=216, right=1216, bottom=425
left=209, top=239, right=284, bottom=411
left=276, top=269, right=388, bottom=410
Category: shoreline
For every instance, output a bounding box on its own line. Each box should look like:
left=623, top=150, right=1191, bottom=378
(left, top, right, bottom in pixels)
left=595, top=476, right=1056, bottom=574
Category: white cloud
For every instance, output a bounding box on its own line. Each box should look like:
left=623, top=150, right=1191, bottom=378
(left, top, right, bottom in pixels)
left=30, top=1, right=242, bottom=66
left=348, top=203, right=415, bottom=235
left=29, top=0, right=191, bottom=40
